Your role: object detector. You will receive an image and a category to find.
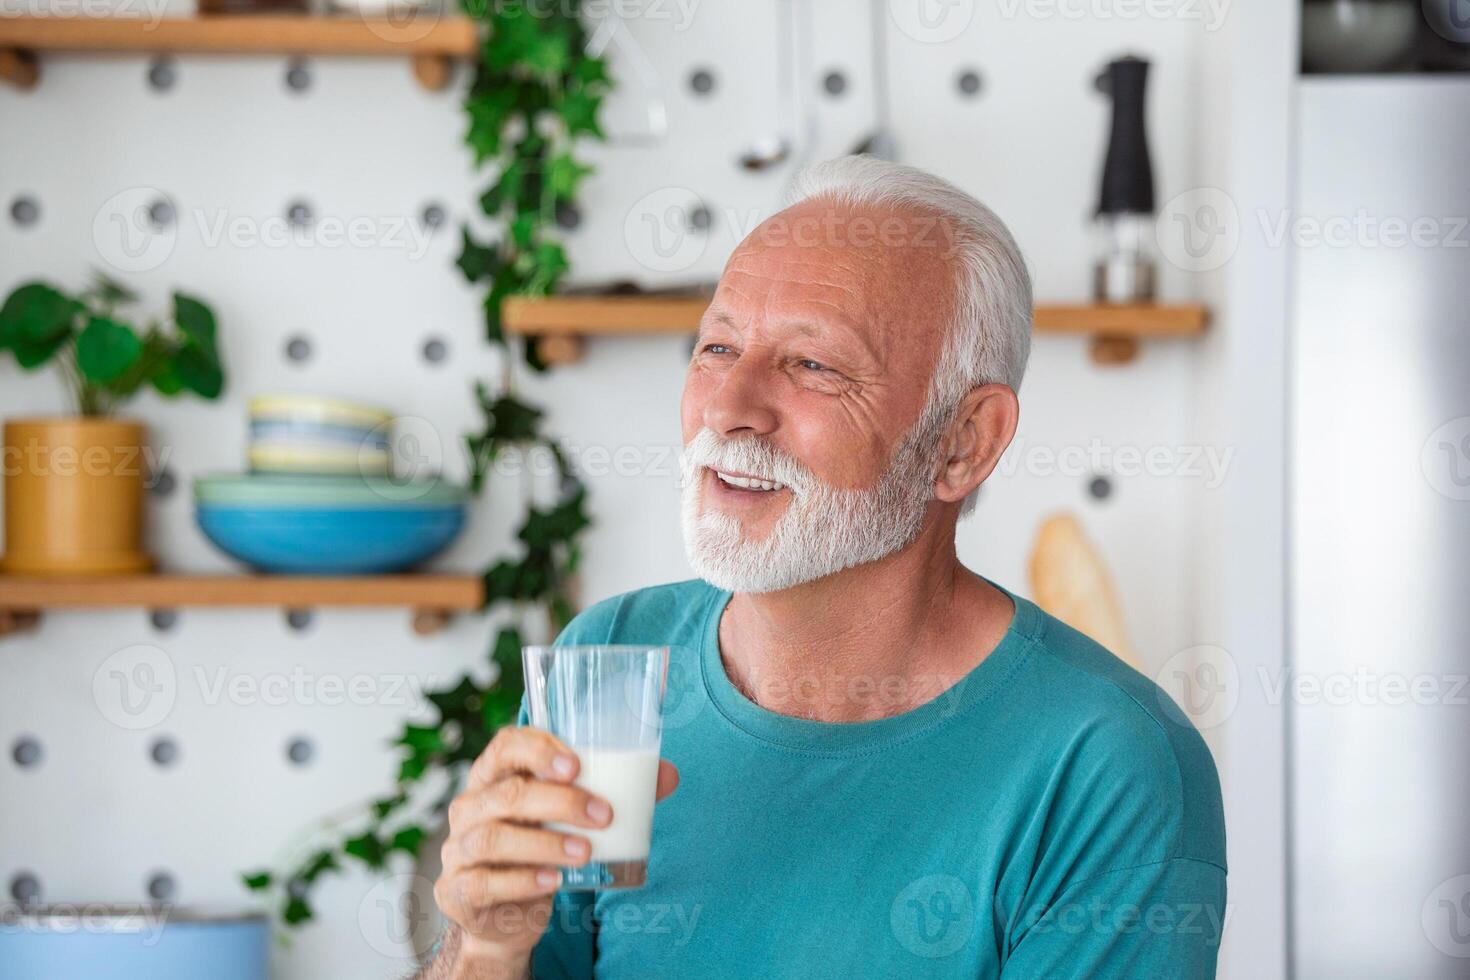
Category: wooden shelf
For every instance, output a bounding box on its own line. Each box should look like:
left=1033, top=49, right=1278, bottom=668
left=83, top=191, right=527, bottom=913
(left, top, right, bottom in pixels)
left=0, top=573, right=484, bottom=638
left=0, top=15, right=479, bottom=91
left=502, top=295, right=1209, bottom=366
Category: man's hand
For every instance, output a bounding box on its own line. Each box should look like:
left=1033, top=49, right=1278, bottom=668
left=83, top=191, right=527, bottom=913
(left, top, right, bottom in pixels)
left=425, top=726, right=680, bottom=977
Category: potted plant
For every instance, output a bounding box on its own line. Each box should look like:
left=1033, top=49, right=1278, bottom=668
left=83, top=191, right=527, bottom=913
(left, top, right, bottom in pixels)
left=0, top=273, right=225, bottom=574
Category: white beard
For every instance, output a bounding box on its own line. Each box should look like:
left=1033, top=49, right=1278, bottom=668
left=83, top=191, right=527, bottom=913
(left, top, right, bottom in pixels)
left=679, top=420, right=943, bottom=594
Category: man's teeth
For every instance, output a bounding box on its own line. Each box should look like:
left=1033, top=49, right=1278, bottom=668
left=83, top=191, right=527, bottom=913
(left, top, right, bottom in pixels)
left=715, top=470, right=785, bottom=492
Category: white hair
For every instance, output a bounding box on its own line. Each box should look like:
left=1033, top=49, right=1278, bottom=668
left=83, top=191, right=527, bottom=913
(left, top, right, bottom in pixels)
left=783, top=156, right=1033, bottom=517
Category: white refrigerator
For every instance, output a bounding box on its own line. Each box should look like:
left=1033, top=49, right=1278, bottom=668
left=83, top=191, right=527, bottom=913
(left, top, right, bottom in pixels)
left=1291, top=75, right=1470, bottom=978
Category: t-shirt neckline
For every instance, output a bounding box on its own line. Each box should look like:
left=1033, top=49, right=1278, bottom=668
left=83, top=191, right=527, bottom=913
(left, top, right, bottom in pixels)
left=697, top=578, right=1041, bottom=756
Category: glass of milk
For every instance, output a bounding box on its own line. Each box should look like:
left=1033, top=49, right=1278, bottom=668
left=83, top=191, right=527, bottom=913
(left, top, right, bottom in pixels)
left=522, top=644, right=669, bottom=890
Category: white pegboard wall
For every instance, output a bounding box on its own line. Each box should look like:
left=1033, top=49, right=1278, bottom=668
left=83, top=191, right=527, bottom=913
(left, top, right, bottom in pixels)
left=1, top=4, right=1232, bottom=977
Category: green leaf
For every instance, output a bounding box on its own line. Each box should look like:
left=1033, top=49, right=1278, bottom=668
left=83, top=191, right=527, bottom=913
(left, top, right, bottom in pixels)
left=174, top=344, right=225, bottom=399
left=455, top=228, right=501, bottom=283
left=558, top=88, right=604, bottom=139
left=546, top=153, right=593, bottom=202
left=173, top=293, right=219, bottom=362
left=75, top=316, right=142, bottom=384
left=398, top=755, right=428, bottom=782
left=344, top=832, right=388, bottom=869
left=299, top=850, right=339, bottom=884
left=242, top=871, right=273, bottom=891
left=6, top=331, right=72, bottom=370
left=373, top=793, right=409, bottom=821
left=151, top=359, right=185, bottom=396
left=0, top=282, right=79, bottom=361
left=572, top=56, right=611, bottom=88
left=522, top=28, right=572, bottom=76
left=283, top=896, right=314, bottom=925
left=527, top=241, right=569, bottom=294
left=480, top=161, right=525, bottom=217
left=390, top=826, right=427, bottom=857
left=464, top=87, right=519, bottom=164
left=85, top=271, right=138, bottom=309
left=397, top=724, right=445, bottom=755
left=482, top=9, right=542, bottom=72
left=510, top=212, right=538, bottom=250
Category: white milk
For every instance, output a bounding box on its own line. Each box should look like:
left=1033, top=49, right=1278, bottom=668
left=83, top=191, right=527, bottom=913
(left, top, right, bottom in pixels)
left=555, top=746, right=661, bottom=861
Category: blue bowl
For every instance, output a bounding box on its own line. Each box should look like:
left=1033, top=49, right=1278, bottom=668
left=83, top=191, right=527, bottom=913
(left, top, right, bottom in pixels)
left=0, top=908, right=267, bottom=980
left=196, top=503, right=466, bottom=574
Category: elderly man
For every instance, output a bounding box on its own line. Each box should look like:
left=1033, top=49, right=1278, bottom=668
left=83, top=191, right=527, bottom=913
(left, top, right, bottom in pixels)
left=420, top=157, right=1227, bottom=979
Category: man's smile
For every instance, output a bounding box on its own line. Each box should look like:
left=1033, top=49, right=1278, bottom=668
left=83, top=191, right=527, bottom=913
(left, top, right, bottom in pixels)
left=711, top=468, right=786, bottom=492
left=704, top=467, right=792, bottom=506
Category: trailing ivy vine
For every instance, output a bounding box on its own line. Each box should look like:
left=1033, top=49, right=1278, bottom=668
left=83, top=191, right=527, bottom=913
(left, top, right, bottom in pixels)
left=242, top=0, right=602, bottom=928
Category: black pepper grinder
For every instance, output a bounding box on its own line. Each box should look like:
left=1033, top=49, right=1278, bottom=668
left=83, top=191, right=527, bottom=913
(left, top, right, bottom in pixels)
left=1094, top=55, right=1156, bottom=304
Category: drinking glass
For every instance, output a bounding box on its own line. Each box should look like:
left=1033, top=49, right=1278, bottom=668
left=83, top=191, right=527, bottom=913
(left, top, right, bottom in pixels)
left=522, top=644, right=669, bottom=890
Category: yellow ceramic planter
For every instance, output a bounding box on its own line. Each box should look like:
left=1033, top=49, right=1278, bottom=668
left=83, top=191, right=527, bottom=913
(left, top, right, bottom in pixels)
left=1, top=417, right=152, bottom=574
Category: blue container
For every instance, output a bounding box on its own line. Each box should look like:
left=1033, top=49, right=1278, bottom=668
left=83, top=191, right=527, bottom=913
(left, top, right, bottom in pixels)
left=0, top=907, right=268, bottom=980
left=196, top=504, right=466, bottom=574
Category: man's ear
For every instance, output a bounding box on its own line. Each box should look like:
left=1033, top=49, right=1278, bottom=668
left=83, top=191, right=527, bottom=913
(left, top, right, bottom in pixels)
left=933, top=384, right=1020, bottom=505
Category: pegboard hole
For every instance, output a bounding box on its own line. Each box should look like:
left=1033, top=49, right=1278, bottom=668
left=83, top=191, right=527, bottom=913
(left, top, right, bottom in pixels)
left=10, top=872, right=41, bottom=905
left=148, top=198, right=175, bottom=230
left=286, top=200, right=313, bottom=228
left=150, top=608, right=178, bottom=632
left=150, top=737, right=180, bottom=768
left=287, top=737, right=315, bottom=766
left=421, top=202, right=447, bottom=230
left=147, top=58, right=176, bottom=92
left=286, top=608, right=314, bottom=631
left=822, top=70, right=848, bottom=97
left=688, top=67, right=716, bottom=96
left=12, top=736, right=42, bottom=769
left=957, top=69, right=983, bottom=97
left=687, top=205, right=713, bottom=232
left=555, top=201, right=582, bottom=230
left=10, top=195, right=39, bottom=227
left=285, top=59, right=312, bottom=92
left=285, top=335, right=313, bottom=364
left=146, top=463, right=176, bottom=498
left=1088, top=474, right=1114, bottom=501
left=147, top=872, right=176, bottom=901
left=422, top=337, right=448, bottom=364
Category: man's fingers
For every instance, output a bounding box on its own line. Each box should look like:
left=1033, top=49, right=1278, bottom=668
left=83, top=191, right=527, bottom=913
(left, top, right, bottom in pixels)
left=469, top=726, right=579, bottom=789
left=449, top=777, right=612, bottom=830
left=655, top=759, right=680, bottom=801
left=445, top=819, right=592, bottom=870
left=435, top=866, right=561, bottom=922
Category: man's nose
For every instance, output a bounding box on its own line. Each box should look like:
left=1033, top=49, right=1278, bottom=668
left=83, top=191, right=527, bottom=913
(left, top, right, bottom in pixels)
left=703, top=354, right=778, bottom=438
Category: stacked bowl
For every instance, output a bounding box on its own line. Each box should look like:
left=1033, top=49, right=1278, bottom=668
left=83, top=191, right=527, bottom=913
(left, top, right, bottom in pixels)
left=194, top=395, right=467, bottom=575
left=247, top=394, right=393, bottom=476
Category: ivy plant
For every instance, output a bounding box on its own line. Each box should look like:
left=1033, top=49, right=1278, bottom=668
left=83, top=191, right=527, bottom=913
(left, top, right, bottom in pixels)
left=242, top=0, right=602, bottom=929
left=0, top=272, right=224, bottom=416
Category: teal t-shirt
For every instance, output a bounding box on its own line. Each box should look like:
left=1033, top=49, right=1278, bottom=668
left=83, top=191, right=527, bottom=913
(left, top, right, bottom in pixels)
left=528, top=579, right=1227, bottom=979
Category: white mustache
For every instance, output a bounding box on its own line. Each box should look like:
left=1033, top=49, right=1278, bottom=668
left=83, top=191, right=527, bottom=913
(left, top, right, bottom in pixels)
left=681, top=428, right=816, bottom=497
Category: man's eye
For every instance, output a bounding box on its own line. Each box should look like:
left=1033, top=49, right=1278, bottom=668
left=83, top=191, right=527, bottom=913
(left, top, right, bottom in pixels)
left=798, top=358, right=825, bottom=371
left=701, top=344, right=732, bottom=355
